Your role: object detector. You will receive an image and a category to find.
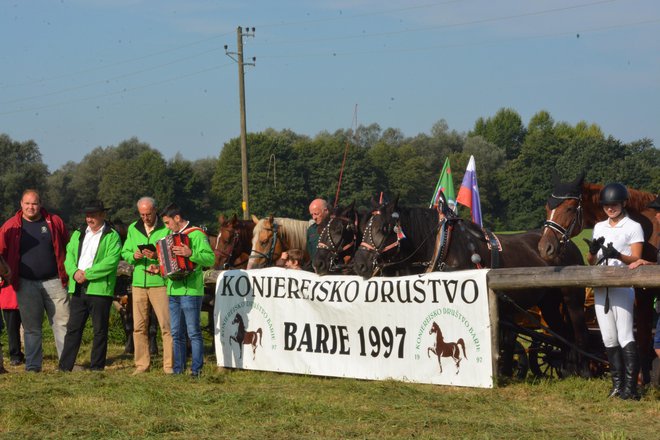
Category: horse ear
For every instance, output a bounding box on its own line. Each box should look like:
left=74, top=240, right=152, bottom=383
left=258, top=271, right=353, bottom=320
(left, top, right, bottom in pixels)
left=391, top=195, right=399, bottom=211
left=218, top=214, right=226, bottom=224
left=574, top=171, right=585, bottom=187
left=370, top=196, right=379, bottom=210
left=268, top=214, right=274, bottom=224
left=551, top=170, right=560, bottom=187
left=251, top=214, right=259, bottom=224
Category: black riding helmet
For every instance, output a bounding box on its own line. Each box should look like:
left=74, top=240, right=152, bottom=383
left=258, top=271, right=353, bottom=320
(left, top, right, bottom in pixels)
left=599, top=182, right=629, bottom=205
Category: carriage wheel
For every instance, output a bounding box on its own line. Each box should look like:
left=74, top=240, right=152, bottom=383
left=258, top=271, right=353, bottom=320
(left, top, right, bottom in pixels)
left=511, top=340, right=529, bottom=380
left=528, top=339, right=564, bottom=378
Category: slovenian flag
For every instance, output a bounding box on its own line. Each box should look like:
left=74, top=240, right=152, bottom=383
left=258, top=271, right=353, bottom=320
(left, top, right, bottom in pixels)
left=456, top=155, right=482, bottom=227
left=429, top=157, right=456, bottom=212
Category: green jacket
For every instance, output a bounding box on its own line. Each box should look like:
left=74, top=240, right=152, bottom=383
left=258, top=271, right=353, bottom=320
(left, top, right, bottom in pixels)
left=65, top=223, right=122, bottom=297
left=121, top=218, right=169, bottom=288
left=166, top=227, right=215, bottom=297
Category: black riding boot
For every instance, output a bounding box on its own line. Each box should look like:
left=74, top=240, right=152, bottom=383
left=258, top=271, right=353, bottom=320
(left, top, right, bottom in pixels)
left=605, top=346, right=624, bottom=398
left=619, top=342, right=640, bottom=401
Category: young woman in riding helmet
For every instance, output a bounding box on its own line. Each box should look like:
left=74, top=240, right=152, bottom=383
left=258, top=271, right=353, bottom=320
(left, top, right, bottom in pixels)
left=586, top=182, right=644, bottom=400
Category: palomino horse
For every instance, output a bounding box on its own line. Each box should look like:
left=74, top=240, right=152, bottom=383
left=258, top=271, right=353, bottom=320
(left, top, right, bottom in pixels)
left=213, top=214, right=255, bottom=269
left=229, top=313, right=263, bottom=360
left=427, top=321, right=467, bottom=374
left=538, top=174, right=658, bottom=382
left=352, top=197, right=439, bottom=277
left=313, top=202, right=363, bottom=275
left=246, top=216, right=309, bottom=269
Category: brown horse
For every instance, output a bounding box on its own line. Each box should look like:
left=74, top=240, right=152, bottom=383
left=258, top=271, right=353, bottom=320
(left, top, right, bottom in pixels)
left=229, top=313, right=263, bottom=360
left=246, top=216, right=309, bottom=269
left=427, top=321, right=467, bottom=374
left=213, top=214, right=255, bottom=269
left=538, top=174, right=658, bottom=382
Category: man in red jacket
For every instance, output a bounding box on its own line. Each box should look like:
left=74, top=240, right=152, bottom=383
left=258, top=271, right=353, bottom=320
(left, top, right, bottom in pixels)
left=0, top=189, right=70, bottom=372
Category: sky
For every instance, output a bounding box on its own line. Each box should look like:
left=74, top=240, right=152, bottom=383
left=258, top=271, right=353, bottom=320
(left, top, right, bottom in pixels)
left=1, top=0, right=658, bottom=172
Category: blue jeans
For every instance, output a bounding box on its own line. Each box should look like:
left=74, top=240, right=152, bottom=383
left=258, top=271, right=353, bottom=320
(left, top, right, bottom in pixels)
left=169, top=295, right=203, bottom=375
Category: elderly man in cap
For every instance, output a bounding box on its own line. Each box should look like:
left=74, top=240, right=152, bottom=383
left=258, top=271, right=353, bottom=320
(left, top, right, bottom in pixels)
left=59, top=201, right=121, bottom=371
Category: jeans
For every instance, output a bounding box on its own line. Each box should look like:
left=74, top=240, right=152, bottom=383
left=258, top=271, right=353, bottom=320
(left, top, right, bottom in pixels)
left=168, top=295, right=203, bottom=375
left=16, top=277, right=70, bottom=371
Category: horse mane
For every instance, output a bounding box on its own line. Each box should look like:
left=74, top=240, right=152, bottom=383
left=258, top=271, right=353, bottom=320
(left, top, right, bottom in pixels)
left=252, top=217, right=309, bottom=251
left=275, top=217, right=309, bottom=250
left=583, top=183, right=655, bottom=213
left=398, top=207, right=438, bottom=244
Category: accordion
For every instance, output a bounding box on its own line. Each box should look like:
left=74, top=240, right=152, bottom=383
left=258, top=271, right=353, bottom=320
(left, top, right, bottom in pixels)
left=156, top=233, right=196, bottom=280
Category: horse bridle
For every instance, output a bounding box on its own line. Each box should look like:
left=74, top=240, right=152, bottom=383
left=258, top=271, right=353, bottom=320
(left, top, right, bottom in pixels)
left=542, top=194, right=583, bottom=247
left=358, top=210, right=405, bottom=276
left=317, top=214, right=359, bottom=271
left=216, top=227, right=243, bottom=269
left=249, top=222, right=280, bottom=265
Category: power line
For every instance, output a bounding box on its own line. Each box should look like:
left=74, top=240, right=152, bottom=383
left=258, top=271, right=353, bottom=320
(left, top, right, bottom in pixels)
left=0, top=62, right=234, bottom=116
left=1, top=46, right=226, bottom=105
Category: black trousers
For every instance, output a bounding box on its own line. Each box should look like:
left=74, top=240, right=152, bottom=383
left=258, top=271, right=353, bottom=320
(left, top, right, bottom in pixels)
left=2, top=309, right=24, bottom=361
left=59, top=290, right=112, bottom=371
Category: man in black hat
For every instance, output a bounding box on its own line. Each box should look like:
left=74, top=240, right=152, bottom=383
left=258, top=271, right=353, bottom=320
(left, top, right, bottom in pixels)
left=58, top=201, right=121, bottom=371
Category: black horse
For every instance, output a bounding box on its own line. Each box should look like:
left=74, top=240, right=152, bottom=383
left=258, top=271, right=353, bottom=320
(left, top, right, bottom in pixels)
left=352, top=197, right=440, bottom=277
left=352, top=194, right=590, bottom=377
left=313, top=202, right=363, bottom=275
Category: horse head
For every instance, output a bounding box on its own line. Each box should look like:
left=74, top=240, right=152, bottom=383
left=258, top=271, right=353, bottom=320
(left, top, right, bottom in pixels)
left=538, top=172, right=586, bottom=261
left=429, top=321, right=440, bottom=336
left=215, top=214, right=240, bottom=269
left=247, top=215, right=283, bottom=269
left=313, top=201, right=361, bottom=275
left=232, top=313, right=243, bottom=326
left=352, top=197, right=403, bottom=278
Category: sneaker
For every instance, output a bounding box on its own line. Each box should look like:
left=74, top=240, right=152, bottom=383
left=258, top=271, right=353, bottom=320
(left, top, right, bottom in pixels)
left=10, top=359, right=22, bottom=366
left=132, top=369, right=148, bottom=376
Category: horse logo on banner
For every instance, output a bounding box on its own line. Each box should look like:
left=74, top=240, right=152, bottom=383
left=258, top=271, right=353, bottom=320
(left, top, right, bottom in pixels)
left=229, top=313, right=263, bottom=360
left=427, top=321, right=467, bottom=374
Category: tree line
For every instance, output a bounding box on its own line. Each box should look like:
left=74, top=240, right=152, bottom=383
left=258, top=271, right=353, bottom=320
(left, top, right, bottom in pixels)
left=1, top=108, right=658, bottom=233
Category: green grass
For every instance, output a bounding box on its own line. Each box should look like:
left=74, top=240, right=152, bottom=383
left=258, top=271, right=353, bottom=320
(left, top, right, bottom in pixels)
left=2, top=320, right=659, bottom=440
left=3, top=232, right=653, bottom=440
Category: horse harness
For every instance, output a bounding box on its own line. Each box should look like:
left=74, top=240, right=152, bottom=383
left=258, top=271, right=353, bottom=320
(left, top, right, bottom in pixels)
left=431, top=217, right=502, bottom=271
left=317, top=212, right=359, bottom=271
left=543, top=194, right=583, bottom=249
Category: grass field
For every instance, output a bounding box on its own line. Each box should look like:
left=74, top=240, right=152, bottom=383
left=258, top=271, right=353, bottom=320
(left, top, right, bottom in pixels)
left=3, top=230, right=658, bottom=439
left=1, top=325, right=658, bottom=440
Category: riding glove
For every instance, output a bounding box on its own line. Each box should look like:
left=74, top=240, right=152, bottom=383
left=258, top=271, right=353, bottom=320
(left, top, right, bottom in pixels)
left=584, top=236, right=605, bottom=255
left=601, top=242, right=622, bottom=261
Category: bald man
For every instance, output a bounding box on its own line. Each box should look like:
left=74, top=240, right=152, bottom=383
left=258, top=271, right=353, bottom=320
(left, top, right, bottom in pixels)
left=306, top=198, right=329, bottom=265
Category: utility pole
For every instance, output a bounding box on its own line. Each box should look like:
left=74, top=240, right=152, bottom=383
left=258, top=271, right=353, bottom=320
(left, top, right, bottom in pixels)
left=225, top=26, right=255, bottom=220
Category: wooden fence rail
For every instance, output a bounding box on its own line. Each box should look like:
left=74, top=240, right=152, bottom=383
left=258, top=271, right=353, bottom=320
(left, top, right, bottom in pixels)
left=203, top=265, right=660, bottom=290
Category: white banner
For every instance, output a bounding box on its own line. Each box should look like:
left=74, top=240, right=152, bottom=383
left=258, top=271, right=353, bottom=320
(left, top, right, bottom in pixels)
left=214, top=267, right=494, bottom=388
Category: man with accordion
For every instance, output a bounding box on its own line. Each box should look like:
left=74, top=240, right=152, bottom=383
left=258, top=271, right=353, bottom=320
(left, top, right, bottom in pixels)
left=158, top=203, right=215, bottom=377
